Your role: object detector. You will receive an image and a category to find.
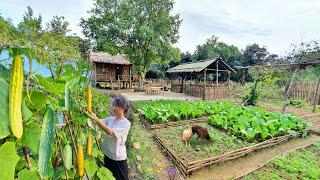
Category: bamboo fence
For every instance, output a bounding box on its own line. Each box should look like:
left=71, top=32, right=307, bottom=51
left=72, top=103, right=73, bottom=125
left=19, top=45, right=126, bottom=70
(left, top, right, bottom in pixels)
left=171, top=83, right=229, bottom=100
left=290, top=82, right=320, bottom=104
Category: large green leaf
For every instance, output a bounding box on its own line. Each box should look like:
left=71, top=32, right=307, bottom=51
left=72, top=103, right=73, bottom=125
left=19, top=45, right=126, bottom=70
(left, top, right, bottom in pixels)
left=22, top=99, right=33, bottom=121
left=18, top=169, right=39, bottom=180
left=20, top=122, right=41, bottom=154
left=0, top=78, right=10, bottom=139
left=0, top=142, right=20, bottom=180
left=85, top=159, right=98, bottom=178
left=34, top=75, right=64, bottom=95
left=97, top=167, right=115, bottom=180
left=26, top=90, right=47, bottom=110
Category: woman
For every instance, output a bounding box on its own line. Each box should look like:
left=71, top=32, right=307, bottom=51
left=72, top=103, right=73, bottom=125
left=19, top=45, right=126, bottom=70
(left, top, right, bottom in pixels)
left=88, top=97, right=131, bottom=180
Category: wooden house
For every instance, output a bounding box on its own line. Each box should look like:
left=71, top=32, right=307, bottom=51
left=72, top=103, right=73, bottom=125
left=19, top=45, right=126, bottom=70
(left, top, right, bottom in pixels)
left=89, top=51, right=133, bottom=89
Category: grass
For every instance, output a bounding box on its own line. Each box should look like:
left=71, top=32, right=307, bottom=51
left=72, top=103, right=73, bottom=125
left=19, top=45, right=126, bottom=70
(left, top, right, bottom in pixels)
left=155, top=122, right=255, bottom=162
left=126, top=111, right=162, bottom=180
left=244, top=142, right=320, bottom=180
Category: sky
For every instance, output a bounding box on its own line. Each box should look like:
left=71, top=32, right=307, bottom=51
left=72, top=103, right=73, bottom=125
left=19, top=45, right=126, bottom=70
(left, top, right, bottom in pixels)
left=0, top=0, right=320, bottom=56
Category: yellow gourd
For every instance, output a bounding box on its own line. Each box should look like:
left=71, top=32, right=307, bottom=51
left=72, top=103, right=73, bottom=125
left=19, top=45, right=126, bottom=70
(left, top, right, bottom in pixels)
left=9, top=54, right=24, bottom=138
left=77, top=144, right=84, bottom=177
left=86, top=85, right=92, bottom=112
left=86, top=135, right=92, bottom=156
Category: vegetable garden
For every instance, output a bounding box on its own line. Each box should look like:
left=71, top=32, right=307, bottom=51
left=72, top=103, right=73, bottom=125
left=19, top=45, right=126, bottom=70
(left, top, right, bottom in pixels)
left=133, top=99, right=311, bottom=176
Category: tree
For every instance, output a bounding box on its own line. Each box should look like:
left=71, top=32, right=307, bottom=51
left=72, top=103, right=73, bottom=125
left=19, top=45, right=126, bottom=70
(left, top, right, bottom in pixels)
left=241, top=44, right=268, bottom=66
left=46, top=16, right=70, bottom=36
left=192, top=35, right=219, bottom=61
left=80, top=0, right=182, bottom=88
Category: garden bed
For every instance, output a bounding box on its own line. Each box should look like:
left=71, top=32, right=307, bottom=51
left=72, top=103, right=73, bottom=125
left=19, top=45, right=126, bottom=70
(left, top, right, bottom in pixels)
left=153, top=123, right=303, bottom=176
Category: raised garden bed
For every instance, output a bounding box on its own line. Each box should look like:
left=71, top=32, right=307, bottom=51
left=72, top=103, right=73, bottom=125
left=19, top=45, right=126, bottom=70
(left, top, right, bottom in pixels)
left=153, top=123, right=303, bottom=176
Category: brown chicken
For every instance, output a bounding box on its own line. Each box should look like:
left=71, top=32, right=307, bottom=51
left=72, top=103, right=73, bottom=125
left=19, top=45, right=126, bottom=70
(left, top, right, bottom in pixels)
left=191, top=125, right=212, bottom=141
left=181, top=125, right=193, bottom=147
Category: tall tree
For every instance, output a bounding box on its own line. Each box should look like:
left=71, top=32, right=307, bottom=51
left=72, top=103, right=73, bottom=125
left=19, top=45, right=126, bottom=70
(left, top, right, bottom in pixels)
left=80, top=0, right=182, bottom=87
left=46, top=16, right=70, bottom=36
left=241, top=44, right=268, bottom=66
left=192, top=35, right=219, bottom=61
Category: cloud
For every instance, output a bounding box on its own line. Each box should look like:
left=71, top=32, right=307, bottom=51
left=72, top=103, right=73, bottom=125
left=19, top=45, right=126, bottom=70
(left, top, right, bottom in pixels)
left=1, top=0, right=320, bottom=56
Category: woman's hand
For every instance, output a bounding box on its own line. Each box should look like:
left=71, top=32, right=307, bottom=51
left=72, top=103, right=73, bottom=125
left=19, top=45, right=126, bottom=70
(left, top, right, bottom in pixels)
left=85, top=111, right=99, bottom=123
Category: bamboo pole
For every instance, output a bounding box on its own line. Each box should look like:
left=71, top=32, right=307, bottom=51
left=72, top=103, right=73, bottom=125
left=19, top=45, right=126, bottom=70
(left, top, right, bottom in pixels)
left=282, top=68, right=298, bottom=112
left=313, top=77, right=320, bottom=113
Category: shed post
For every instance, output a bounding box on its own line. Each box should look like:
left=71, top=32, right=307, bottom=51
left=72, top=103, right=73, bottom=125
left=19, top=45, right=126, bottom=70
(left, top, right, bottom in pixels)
left=228, top=71, right=231, bottom=98
left=216, top=60, right=219, bottom=86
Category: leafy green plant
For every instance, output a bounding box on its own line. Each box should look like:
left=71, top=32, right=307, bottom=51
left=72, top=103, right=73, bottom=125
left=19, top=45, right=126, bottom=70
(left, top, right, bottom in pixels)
left=207, top=101, right=309, bottom=141
left=134, top=100, right=215, bottom=124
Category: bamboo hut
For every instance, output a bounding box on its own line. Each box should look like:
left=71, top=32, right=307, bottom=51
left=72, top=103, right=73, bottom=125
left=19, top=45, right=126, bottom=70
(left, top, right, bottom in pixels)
left=167, top=57, right=236, bottom=99
left=89, top=51, right=133, bottom=89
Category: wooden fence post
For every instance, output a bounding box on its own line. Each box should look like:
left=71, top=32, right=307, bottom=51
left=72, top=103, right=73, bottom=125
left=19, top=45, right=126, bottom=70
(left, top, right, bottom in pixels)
left=282, top=68, right=298, bottom=112
left=313, top=77, right=320, bottom=113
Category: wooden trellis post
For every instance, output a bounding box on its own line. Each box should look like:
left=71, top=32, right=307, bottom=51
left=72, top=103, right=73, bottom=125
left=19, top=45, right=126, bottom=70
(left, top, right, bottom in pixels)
left=313, top=77, right=320, bottom=113
left=282, top=68, right=298, bottom=112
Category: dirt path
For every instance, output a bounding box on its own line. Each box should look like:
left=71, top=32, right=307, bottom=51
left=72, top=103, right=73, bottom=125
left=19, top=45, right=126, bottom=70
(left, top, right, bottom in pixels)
left=122, top=91, right=200, bottom=101
left=188, top=135, right=320, bottom=180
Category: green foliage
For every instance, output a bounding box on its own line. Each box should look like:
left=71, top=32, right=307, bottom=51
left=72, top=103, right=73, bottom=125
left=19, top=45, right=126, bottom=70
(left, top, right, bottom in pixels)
left=241, top=44, right=268, bottom=66
left=0, top=142, right=20, bottom=180
left=0, top=7, right=114, bottom=179
left=85, top=159, right=98, bottom=178
left=207, top=101, right=309, bottom=141
left=20, top=123, right=41, bottom=154
left=288, top=99, right=308, bottom=108
left=18, top=169, right=39, bottom=180
left=134, top=100, right=215, bottom=124
left=0, top=66, right=10, bottom=138
left=97, top=167, right=115, bottom=180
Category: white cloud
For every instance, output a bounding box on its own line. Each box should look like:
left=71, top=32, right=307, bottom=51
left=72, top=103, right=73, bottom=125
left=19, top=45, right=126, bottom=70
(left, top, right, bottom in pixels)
left=1, top=0, right=319, bottom=56
left=174, top=0, right=320, bottom=56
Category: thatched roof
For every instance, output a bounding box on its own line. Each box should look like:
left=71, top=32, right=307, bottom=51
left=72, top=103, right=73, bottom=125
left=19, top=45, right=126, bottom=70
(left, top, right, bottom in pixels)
left=89, top=51, right=132, bottom=65
left=167, top=57, right=235, bottom=73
